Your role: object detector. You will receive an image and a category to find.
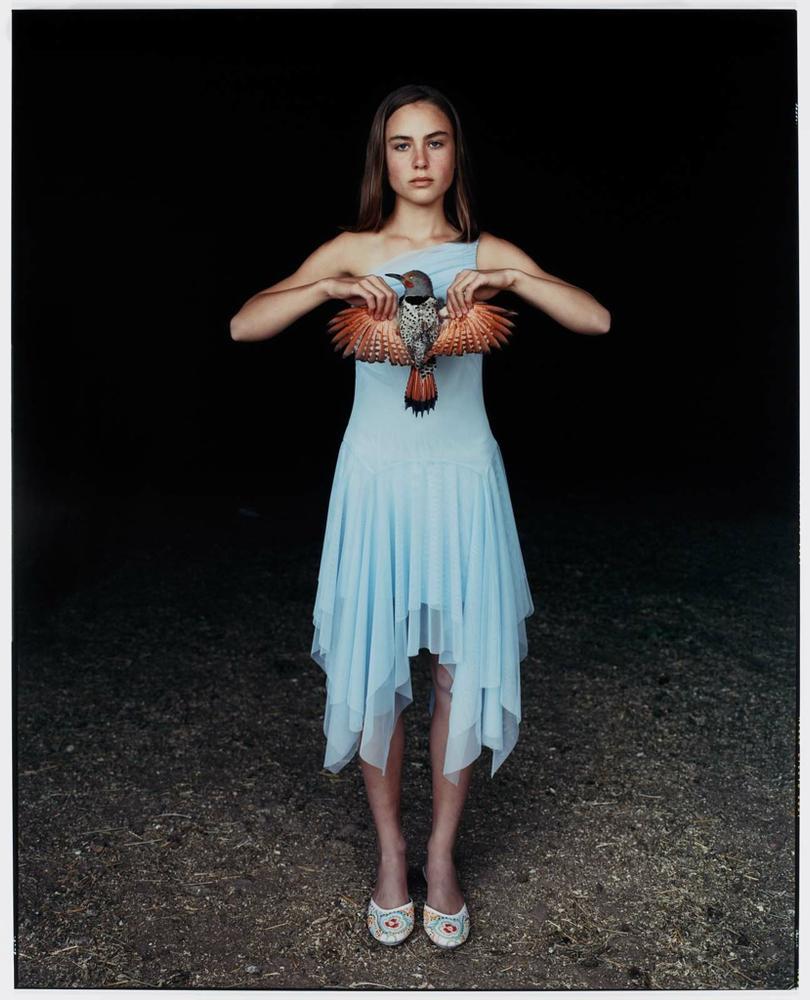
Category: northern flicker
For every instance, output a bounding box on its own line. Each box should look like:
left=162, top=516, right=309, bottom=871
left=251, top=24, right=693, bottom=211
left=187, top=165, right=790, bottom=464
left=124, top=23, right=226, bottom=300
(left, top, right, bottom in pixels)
left=326, top=270, right=518, bottom=416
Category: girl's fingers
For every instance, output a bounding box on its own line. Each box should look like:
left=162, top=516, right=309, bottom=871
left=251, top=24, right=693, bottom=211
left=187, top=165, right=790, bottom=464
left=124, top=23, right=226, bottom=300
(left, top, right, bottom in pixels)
left=447, top=269, right=479, bottom=317
left=377, top=277, right=398, bottom=321
left=450, top=278, right=474, bottom=316
left=373, top=277, right=396, bottom=320
left=447, top=282, right=461, bottom=318
left=367, top=275, right=398, bottom=321
left=461, top=277, right=478, bottom=309
left=455, top=270, right=471, bottom=316
left=360, top=286, right=383, bottom=317
left=340, top=271, right=488, bottom=320
left=359, top=275, right=397, bottom=321
left=360, top=278, right=386, bottom=320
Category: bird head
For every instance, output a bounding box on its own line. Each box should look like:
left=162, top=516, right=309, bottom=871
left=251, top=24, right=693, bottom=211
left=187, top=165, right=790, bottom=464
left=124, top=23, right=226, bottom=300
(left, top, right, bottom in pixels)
left=385, top=270, right=435, bottom=297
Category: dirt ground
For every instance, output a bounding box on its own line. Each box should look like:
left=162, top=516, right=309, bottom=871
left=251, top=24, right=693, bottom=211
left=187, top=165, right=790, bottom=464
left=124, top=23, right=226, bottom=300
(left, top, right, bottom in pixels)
left=14, top=484, right=797, bottom=989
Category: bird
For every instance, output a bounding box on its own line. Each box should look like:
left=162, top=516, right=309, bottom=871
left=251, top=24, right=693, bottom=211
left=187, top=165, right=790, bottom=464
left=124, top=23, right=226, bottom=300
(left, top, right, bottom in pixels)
left=326, top=269, right=519, bottom=416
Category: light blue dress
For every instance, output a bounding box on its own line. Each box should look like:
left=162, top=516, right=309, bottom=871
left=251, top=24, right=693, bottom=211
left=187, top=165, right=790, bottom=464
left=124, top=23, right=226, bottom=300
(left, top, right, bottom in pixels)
left=310, top=238, right=535, bottom=785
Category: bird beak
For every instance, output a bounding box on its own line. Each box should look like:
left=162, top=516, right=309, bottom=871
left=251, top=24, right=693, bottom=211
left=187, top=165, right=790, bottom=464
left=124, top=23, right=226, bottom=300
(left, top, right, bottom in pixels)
left=385, top=273, right=403, bottom=282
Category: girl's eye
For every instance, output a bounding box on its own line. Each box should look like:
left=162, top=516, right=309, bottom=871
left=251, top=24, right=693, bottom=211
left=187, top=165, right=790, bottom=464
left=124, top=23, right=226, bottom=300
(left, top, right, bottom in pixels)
left=394, top=141, right=444, bottom=151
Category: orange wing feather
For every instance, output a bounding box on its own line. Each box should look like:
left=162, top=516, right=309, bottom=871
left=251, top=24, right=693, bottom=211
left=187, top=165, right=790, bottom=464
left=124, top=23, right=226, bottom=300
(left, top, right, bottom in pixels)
left=426, top=302, right=518, bottom=358
left=326, top=306, right=412, bottom=365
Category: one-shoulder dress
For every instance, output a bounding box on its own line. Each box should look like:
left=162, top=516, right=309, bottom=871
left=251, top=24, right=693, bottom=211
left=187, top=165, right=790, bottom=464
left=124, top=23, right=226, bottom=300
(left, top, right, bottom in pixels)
left=310, top=237, right=535, bottom=786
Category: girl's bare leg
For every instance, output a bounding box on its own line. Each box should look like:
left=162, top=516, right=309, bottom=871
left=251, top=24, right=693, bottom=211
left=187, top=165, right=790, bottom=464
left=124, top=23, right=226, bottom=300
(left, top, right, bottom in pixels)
left=359, top=711, right=410, bottom=908
left=425, top=652, right=474, bottom=914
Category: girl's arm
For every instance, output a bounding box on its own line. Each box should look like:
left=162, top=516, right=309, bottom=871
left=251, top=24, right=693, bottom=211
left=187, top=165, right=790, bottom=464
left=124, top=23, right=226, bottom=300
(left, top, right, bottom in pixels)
left=230, top=235, right=347, bottom=342
left=230, top=233, right=400, bottom=342
left=478, top=233, right=611, bottom=336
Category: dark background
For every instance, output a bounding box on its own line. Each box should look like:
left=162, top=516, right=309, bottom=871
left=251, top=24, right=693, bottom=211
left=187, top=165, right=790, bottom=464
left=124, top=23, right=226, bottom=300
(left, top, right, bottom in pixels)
left=13, top=7, right=797, bottom=602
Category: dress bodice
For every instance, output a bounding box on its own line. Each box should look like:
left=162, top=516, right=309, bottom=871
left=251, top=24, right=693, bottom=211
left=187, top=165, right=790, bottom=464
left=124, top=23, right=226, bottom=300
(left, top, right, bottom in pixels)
left=342, top=238, right=498, bottom=473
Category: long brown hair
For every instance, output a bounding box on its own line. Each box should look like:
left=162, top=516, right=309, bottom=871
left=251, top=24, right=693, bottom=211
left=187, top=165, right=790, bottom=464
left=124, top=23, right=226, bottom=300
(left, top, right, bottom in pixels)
left=339, top=84, right=479, bottom=242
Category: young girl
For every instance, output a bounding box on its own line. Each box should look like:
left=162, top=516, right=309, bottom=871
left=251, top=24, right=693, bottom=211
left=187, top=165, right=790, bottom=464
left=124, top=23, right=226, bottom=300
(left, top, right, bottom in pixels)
left=231, top=84, right=610, bottom=949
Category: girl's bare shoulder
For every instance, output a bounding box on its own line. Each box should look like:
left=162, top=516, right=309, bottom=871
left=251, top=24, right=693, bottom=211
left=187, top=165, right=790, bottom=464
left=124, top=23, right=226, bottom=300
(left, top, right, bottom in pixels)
left=317, top=230, right=360, bottom=277
left=476, top=231, right=575, bottom=287
left=306, top=229, right=389, bottom=278
left=340, top=230, right=403, bottom=277
left=476, top=231, right=517, bottom=269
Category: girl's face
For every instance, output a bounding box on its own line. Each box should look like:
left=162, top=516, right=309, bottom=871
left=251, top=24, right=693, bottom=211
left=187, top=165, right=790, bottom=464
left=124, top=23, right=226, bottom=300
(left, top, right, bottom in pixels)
left=384, top=101, right=456, bottom=206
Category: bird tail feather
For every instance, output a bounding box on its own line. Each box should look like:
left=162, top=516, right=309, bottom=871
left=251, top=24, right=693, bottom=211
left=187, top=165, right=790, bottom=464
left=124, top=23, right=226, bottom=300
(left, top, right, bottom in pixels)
left=404, top=365, right=437, bottom=415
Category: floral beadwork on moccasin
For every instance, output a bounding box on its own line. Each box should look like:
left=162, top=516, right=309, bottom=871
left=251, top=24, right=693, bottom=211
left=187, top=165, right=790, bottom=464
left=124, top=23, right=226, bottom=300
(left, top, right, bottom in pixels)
left=367, top=897, right=415, bottom=946
left=423, top=902, right=470, bottom=948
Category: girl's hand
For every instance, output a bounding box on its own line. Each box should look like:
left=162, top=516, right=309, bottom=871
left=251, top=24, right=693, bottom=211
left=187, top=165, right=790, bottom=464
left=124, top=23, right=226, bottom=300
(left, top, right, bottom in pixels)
left=445, top=268, right=519, bottom=318
left=321, top=275, right=399, bottom=321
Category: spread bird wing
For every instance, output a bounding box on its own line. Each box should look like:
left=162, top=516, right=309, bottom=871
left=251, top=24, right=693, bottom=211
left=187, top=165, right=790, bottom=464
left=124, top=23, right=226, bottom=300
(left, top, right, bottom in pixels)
left=426, top=302, right=519, bottom=358
left=326, top=306, right=412, bottom=365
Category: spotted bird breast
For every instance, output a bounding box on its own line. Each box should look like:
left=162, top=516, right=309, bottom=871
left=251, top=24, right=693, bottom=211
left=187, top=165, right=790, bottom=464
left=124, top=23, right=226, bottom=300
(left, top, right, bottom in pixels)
left=399, top=296, right=440, bottom=366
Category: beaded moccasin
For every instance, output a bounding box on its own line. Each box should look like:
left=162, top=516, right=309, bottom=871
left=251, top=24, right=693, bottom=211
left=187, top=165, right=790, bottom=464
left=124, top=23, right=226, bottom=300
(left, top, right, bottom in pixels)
left=421, top=864, right=470, bottom=949
left=366, top=895, right=415, bottom=946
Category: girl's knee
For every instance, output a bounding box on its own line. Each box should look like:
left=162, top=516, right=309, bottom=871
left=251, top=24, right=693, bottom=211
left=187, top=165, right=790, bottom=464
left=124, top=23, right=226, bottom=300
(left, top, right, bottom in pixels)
left=430, top=659, right=454, bottom=695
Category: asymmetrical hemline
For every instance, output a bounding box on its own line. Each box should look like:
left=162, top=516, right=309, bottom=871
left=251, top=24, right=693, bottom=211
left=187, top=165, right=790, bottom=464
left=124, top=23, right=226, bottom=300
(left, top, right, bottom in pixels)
left=309, top=237, right=535, bottom=785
